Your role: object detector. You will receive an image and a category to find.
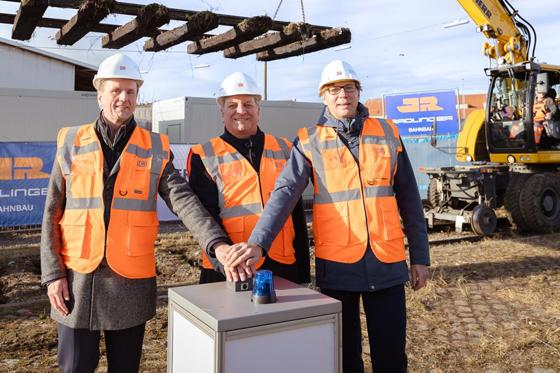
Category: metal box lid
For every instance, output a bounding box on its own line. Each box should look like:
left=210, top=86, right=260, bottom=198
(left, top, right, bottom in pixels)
left=168, top=277, right=341, bottom=332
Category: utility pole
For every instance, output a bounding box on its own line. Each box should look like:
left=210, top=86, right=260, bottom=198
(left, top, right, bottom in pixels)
left=264, top=61, right=268, bottom=100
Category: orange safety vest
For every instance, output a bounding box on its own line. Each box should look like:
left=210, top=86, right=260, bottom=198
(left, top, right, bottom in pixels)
left=297, top=117, right=405, bottom=264
left=188, top=134, right=296, bottom=269
left=533, top=101, right=547, bottom=122
left=56, top=123, right=170, bottom=279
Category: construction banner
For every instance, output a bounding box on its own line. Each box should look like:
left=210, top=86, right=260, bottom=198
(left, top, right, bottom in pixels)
left=0, top=142, right=194, bottom=228
left=0, top=142, right=56, bottom=228
left=384, top=90, right=459, bottom=137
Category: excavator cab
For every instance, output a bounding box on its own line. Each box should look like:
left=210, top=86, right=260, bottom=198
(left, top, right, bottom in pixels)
left=486, top=64, right=530, bottom=152
left=423, top=63, right=560, bottom=236
left=486, top=63, right=560, bottom=161
left=423, top=1, right=560, bottom=236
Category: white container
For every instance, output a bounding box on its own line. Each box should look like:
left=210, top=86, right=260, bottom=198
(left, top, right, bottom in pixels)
left=168, top=277, right=341, bottom=373
left=152, top=96, right=323, bottom=145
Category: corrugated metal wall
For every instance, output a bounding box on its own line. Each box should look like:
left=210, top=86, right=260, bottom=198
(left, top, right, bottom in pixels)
left=0, top=89, right=99, bottom=141
left=0, top=43, right=75, bottom=91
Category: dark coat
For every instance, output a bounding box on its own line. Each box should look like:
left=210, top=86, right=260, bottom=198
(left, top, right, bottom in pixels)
left=188, top=128, right=311, bottom=284
left=40, top=116, right=228, bottom=330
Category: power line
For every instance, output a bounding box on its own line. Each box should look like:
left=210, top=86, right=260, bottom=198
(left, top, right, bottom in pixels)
left=353, top=23, right=445, bottom=43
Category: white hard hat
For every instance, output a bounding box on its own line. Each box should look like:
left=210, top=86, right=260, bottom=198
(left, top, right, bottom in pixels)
left=318, top=59, right=360, bottom=92
left=92, top=53, right=143, bottom=90
left=217, top=72, right=261, bottom=101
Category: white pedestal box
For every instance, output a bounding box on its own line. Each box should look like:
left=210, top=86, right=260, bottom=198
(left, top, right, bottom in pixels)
left=168, top=277, right=342, bottom=373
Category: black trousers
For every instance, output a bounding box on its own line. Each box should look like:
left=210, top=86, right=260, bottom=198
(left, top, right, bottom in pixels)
left=321, top=285, right=407, bottom=373
left=57, top=322, right=146, bottom=373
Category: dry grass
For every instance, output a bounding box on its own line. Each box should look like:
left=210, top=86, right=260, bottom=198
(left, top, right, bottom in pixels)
left=403, top=234, right=560, bottom=372
left=1, top=228, right=559, bottom=372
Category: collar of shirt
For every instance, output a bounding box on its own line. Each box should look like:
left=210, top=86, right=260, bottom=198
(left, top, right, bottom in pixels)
left=221, top=127, right=263, bottom=145
left=317, top=103, right=369, bottom=135
left=220, top=127, right=264, bottom=169
left=96, top=112, right=136, bottom=149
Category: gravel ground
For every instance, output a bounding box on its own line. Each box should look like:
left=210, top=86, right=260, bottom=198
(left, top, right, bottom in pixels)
left=1, top=223, right=559, bottom=372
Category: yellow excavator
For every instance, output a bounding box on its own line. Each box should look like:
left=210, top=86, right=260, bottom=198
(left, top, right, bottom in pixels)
left=423, top=0, right=560, bottom=235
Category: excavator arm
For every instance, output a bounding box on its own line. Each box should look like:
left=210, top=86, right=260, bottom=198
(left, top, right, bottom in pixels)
left=456, top=0, right=529, bottom=64
left=423, top=0, right=560, bottom=236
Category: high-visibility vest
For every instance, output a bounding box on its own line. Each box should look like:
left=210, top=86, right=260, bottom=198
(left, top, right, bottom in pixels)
left=188, top=134, right=296, bottom=269
left=297, top=117, right=405, bottom=264
left=56, top=123, right=170, bottom=279
left=534, top=101, right=547, bottom=122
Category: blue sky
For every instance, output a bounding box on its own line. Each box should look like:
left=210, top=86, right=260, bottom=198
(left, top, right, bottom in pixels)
left=0, top=0, right=558, bottom=103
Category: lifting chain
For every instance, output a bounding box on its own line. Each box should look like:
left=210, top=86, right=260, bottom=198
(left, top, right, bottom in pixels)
left=300, top=0, right=306, bottom=23
left=272, top=0, right=283, bottom=20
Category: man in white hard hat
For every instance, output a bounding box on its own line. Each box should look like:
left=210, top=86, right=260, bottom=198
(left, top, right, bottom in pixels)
left=228, top=60, right=430, bottom=373
left=187, top=71, right=310, bottom=284
left=40, top=53, right=231, bottom=372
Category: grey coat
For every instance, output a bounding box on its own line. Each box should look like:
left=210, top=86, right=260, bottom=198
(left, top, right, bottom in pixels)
left=40, top=119, right=228, bottom=330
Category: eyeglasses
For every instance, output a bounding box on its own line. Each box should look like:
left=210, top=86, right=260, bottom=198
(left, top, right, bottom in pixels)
left=327, top=84, right=357, bottom=95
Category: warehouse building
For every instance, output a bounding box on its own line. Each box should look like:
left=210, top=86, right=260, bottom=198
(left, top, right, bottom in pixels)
left=0, top=37, right=99, bottom=141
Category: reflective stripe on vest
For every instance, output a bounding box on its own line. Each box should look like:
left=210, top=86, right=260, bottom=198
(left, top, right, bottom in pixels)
left=57, top=123, right=170, bottom=278
left=298, top=117, right=406, bottom=264
left=188, top=134, right=296, bottom=269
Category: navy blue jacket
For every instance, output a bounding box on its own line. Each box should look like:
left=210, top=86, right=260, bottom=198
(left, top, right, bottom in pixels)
left=248, top=104, right=430, bottom=292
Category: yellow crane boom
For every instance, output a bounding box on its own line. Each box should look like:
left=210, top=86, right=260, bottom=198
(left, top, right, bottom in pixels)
left=456, top=0, right=529, bottom=64
left=423, top=0, right=560, bottom=236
